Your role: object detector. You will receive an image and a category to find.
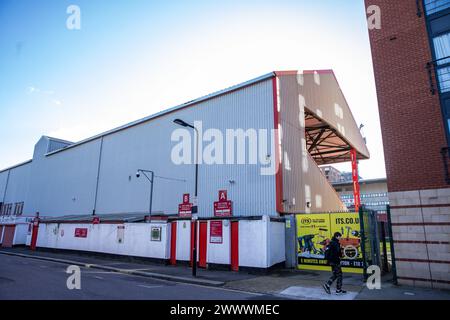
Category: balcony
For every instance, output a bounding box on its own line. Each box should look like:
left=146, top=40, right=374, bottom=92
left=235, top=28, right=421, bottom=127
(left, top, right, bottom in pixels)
left=427, top=56, right=450, bottom=94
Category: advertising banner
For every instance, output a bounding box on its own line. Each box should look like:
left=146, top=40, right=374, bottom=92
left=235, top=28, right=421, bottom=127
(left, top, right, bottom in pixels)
left=296, top=212, right=363, bottom=273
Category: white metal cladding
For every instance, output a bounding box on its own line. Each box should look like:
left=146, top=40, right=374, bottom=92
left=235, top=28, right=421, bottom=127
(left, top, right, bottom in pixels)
left=47, top=137, right=73, bottom=153
left=27, top=137, right=102, bottom=216
left=0, top=162, right=31, bottom=209
left=277, top=74, right=347, bottom=213
left=0, top=170, right=9, bottom=202
left=95, top=78, right=276, bottom=217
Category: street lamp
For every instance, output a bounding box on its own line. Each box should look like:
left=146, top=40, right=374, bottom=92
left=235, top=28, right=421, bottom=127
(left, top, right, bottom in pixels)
left=173, top=118, right=199, bottom=277
left=136, top=169, right=154, bottom=220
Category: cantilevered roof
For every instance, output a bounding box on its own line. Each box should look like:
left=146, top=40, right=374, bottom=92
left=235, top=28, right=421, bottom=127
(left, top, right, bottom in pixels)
left=295, top=70, right=370, bottom=165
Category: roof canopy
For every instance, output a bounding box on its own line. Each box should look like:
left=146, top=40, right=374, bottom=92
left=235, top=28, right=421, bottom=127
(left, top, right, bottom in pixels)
left=289, top=70, right=370, bottom=165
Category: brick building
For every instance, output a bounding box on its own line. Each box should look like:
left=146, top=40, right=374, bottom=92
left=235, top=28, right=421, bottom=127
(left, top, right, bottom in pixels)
left=365, top=0, right=450, bottom=288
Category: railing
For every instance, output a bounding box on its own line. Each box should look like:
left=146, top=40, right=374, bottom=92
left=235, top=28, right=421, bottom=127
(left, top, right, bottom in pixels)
left=424, top=0, right=450, bottom=15
left=426, top=56, right=450, bottom=95
left=441, top=147, right=450, bottom=184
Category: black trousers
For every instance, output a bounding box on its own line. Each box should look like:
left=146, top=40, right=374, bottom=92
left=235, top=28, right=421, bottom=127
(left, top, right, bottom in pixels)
left=326, top=263, right=343, bottom=290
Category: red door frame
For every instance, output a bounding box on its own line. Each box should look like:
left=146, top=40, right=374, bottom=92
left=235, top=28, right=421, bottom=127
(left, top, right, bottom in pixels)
left=231, top=221, right=239, bottom=271
left=198, top=221, right=207, bottom=268
left=170, top=222, right=177, bottom=265
left=2, top=225, right=16, bottom=248
left=30, top=224, right=39, bottom=251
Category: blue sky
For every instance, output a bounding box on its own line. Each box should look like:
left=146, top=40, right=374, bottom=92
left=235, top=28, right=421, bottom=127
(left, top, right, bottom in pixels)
left=0, top=0, right=385, bottom=178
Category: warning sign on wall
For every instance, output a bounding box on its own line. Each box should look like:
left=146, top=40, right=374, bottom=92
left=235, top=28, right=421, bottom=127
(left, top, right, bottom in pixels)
left=213, top=190, right=232, bottom=217
left=178, top=193, right=193, bottom=217
left=210, top=221, right=223, bottom=244
left=74, top=228, right=88, bottom=238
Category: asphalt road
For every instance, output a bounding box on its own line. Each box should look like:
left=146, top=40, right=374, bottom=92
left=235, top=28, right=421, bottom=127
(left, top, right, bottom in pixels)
left=0, top=254, right=271, bottom=300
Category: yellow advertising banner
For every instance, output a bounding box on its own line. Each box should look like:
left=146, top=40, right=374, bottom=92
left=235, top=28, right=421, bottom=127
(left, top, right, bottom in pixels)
left=296, top=212, right=363, bottom=274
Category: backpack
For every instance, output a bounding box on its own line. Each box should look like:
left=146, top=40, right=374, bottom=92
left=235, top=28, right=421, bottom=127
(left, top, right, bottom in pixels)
left=324, top=242, right=334, bottom=262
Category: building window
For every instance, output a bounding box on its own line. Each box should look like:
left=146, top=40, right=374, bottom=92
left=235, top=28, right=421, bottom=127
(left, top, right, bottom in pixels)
left=433, top=32, right=450, bottom=93
left=425, top=0, right=450, bottom=15
left=13, top=202, right=24, bottom=216
left=4, top=203, right=12, bottom=216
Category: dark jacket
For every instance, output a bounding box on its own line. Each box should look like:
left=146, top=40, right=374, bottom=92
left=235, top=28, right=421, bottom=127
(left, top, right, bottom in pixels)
left=327, top=237, right=342, bottom=264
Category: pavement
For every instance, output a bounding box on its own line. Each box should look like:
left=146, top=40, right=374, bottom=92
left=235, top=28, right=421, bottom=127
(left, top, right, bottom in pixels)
left=1, top=247, right=450, bottom=300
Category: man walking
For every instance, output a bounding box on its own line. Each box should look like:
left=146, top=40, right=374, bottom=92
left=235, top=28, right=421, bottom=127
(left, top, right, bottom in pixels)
left=323, top=232, right=347, bottom=295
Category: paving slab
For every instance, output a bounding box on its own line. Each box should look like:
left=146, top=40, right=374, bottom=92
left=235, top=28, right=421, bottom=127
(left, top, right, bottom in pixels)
left=278, top=286, right=358, bottom=300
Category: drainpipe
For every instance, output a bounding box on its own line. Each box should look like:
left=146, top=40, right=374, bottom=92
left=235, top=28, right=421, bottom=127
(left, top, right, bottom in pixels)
left=92, top=137, right=104, bottom=215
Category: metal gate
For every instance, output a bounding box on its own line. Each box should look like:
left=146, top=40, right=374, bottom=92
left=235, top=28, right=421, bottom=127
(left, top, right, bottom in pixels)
left=359, top=205, right=398, bottom=283
left=289, top=208, right=397, bottom=281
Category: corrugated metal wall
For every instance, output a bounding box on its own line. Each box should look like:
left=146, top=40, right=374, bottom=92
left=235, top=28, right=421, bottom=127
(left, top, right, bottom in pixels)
left=3, top=163, right=31, bottom=208
left=278, top=73, right=347, bottom=213
left=96, top=79, right=276, bottom=217
left=27, top=136, right=101, bottom=216
left=21, top=79, right=276, bottom=218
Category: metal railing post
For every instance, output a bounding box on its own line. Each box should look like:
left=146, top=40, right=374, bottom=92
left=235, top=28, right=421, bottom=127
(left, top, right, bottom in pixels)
left=358, top=206, right=368, bottom=281
left=386, top=205, right=398, bottom=285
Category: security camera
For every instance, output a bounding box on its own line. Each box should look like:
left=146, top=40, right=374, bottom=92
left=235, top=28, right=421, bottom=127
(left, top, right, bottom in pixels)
left=136, top=171, right=140, bottom=178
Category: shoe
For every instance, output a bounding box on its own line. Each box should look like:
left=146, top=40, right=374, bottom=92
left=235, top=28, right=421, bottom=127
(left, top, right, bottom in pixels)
left=322, top=284, right=331, bottom=294
left=336, top=289, right=347, bottom=295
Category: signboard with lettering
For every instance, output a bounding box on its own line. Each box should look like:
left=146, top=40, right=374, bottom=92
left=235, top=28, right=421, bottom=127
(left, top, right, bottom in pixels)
left=74, top=228, right=88, bottom=238
left=296, top=212, right=363, bottom=273
left=210, top=221, right=223, bottom=244
left=92, top=216, right=100, bottom=224
left=213, top=190, right=232, bottom=217
left=178, top=193, right=193, bottom=217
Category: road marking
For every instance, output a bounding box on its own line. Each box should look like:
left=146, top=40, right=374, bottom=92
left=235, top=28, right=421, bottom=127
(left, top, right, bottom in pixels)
left=138, top=284, right=164, bottom=289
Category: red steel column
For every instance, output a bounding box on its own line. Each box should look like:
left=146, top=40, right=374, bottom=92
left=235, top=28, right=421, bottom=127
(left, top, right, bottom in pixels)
left=30, top=214, right=40, bottom=251
left=230, top=221, right=239, bottom=271
left=350, top=149, right=361, bottom=212
left=170, top=222, right=177, bottom=265
left=198, top=222, right=207, bottom=268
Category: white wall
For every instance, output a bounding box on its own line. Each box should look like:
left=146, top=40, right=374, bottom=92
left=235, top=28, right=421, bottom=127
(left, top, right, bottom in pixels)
left=269, top=220, right=286, bottom=266
left=13, top=223, right=30, bottom=245
left=37, top=222, right=170, bottom=259
left=238, top=218, right=268, bottom=268
left=34, top=217, right=286, bottom=269
left=175, top=220, right=191, bottom=261
left=206, top=220, right=231, bottom=265
left=238, top=216, right=286, bottom=268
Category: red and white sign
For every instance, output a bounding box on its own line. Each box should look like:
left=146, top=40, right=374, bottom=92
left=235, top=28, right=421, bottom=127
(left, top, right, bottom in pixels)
left=178, top=193, right=193, bottom=217
left=74, top=228, right=88, bottom=238
left=210, top=221, right=223, bottom=244
left=92, top=216, right=100, bottom=224
left=350, top=149, right=361, bottom=213
left=214, top=190, right=232, bottom=217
